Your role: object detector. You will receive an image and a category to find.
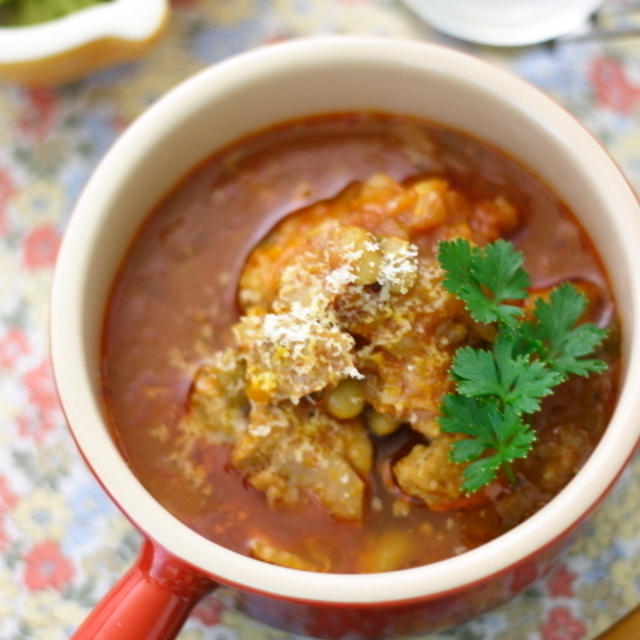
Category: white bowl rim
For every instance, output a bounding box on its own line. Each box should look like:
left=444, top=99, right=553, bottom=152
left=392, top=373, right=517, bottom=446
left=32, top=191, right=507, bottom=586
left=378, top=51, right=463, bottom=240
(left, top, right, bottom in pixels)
left=51, top=36, right=640, bottom=605
left=0, top=0, right=168, bottom=63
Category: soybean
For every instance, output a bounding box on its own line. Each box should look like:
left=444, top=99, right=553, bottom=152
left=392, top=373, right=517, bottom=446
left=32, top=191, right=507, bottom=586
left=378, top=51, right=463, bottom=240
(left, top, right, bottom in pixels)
left=366, top=407, right=400, bottom=436
left=327, top=379, right=366, bottom=419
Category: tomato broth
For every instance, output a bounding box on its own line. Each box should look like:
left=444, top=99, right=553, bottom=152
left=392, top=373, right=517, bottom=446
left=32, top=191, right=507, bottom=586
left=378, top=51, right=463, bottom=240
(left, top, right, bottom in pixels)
left=102, top=114, right=619, bottom=573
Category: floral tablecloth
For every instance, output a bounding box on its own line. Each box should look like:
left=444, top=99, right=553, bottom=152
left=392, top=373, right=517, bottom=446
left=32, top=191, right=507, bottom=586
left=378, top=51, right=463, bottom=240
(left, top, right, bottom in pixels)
left=2, top=1, right=640, bottom=639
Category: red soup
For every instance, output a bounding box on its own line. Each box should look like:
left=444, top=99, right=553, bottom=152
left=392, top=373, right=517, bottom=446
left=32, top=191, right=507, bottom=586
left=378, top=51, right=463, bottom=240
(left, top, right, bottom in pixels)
left=102, top=114, right=619, bottom=573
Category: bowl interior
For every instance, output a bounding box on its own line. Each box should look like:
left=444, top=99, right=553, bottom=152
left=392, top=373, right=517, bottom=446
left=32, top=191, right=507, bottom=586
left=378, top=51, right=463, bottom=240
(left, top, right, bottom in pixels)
left=51, top=38, right=640, bottom=604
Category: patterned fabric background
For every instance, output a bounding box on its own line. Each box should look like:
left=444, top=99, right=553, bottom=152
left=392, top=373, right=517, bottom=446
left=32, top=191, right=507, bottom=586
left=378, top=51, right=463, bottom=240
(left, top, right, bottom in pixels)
left=1, top=1, right=640, bottom=639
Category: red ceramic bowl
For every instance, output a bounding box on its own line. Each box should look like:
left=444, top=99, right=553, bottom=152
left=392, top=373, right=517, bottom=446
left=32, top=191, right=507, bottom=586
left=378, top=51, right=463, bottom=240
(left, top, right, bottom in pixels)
left=50, top=38, right=640, bottom=640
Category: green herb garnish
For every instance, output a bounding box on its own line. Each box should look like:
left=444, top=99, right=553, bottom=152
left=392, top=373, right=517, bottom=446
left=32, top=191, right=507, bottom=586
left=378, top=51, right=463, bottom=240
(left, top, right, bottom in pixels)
left=438, top=238, right=530, bottom=328
left=437, top=238, right=608, bottom=494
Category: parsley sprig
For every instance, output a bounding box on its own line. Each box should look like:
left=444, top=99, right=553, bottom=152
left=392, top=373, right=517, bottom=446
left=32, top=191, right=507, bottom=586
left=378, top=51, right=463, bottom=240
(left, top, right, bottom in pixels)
left=437, top=239, right=608, bottom=494
left=438, top=238, right=530, bottom=328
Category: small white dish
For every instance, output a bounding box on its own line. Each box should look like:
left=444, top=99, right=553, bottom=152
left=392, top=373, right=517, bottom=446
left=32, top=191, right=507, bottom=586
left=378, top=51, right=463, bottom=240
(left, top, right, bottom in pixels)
left=402, top=0, right=604, bottom=46
left=0, top=0, right=169, bottom=85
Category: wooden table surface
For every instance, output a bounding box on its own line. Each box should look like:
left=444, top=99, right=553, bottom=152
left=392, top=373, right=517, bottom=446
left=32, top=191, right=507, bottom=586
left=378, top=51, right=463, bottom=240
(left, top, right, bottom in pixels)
left=598, top=606, right=640, bottom=639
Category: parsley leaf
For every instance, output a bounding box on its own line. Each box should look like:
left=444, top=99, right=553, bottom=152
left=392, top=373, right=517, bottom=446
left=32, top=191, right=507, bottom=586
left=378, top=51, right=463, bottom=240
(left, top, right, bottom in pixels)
left=451, top=337, right=561, bottom=415
left=521, top=283, right=608, bottom=379
left=460, top=457, right=503, bottom=495
left=440, top=396, right=536, bottom=493
left=438, top=238, right=530, bottom=327
left=439, top=394, right=494, bottom=443
left=436, top=239, right=609, bottom=494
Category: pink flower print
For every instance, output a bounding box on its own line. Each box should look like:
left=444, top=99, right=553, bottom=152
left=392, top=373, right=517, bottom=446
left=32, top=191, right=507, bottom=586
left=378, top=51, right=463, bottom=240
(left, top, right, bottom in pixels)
left=0, top=476, right=18, bottom=512
left=18, top=359, right=61, bottom=442
left=15, top=413, right=55, bottom=444
left=0, top=519, right=8, bottom=551
left=0, top=167, right=15, bottom=209
left=589, top=56, right=640, bottom=113
left=18, top=87, right=58, bottom=140
left=0, top=328, right=30, bottom=369
left=0, top=168, right=16, bottom=236
left=0, top=477, right=16, bottom=553
left=541, top=606, right=586, bottom=640
left=24, top=360, right=59, bottom=414
left=22, top=225, right=61, bottom=269
left=0, top=167, right=15, bottom=236
left=547, top=564, right=576, bottom=598
left=24, top=541, right=74, bottom=591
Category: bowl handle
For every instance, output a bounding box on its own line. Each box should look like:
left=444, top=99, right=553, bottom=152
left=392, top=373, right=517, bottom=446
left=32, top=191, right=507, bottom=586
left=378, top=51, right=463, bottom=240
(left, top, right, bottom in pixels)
left=72, top=538, right=216, bottom=640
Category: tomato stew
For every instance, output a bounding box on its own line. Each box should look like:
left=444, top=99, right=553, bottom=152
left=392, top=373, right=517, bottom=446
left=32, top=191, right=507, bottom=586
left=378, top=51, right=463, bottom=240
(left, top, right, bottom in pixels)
left=102, top=114, right=619, bottom=573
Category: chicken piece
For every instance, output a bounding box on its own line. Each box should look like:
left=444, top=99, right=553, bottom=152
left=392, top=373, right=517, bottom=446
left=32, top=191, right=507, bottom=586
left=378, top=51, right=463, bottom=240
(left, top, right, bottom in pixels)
left=232, top=401, right=372, bottom=520
left=238, top=176, right=428, bottom=312
left=331, top=241, right=421, bottom=338
left=233, top=308, right=359, bottom=404
left=238, top=206, right=332, bottom=312
left=345, top=258, right=471, bottom=424
left=393, top=436, right=465, bottom=510
left=358, top=342, right=453, bottom=425
left=341, top=258, right=465, bottom=345
left=234, top=222, right=424, bottom=405
left=178, top=348, right=248, bottom=443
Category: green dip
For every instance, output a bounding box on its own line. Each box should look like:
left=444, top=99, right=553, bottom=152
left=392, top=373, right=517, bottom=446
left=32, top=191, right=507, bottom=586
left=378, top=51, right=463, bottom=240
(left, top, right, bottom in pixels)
left=0, top=0, right=111, bottom=26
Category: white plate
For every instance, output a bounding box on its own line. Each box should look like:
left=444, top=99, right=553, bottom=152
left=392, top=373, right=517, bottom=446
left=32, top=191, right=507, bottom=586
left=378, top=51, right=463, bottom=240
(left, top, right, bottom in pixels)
left=402, top=0, right=605, bottom=46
